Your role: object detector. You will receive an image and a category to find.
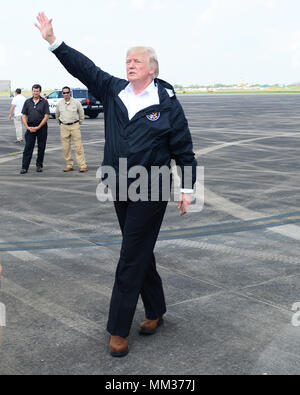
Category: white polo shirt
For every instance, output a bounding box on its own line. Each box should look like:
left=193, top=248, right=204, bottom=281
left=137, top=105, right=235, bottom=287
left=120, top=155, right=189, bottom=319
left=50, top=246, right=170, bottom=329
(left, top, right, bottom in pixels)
left=12, top=94, right=26, bottom=117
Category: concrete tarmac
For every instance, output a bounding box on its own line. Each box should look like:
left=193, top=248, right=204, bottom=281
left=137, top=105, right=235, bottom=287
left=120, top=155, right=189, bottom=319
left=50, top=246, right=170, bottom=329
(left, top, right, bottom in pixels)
left=0, top=94, right=300, bottom=375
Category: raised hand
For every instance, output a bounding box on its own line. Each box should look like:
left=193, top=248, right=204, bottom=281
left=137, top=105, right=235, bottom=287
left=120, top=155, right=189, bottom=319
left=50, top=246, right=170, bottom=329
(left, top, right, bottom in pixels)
left=35, top=12, right=56, bottom=44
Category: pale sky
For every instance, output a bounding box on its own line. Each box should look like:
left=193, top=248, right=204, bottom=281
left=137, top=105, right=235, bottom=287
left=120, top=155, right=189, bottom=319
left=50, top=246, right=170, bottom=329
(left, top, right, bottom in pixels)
left=1, top=0, right=300, bottom=90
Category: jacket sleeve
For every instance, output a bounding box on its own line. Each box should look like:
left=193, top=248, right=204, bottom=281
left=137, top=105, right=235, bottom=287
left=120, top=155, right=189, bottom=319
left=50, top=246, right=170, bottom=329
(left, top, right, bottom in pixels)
left=52, top=42, right=117, bottom=103
left=168, top=99, right=197, bottom=189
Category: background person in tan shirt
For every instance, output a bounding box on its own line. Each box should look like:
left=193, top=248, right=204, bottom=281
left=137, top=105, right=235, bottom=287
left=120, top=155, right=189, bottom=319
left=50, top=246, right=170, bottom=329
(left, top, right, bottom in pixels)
left=56, top=87, right=87, bottom=172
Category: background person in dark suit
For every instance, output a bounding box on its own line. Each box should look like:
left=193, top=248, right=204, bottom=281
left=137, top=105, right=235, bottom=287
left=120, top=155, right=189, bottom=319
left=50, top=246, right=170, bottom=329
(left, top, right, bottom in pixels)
left=35, top=12, right=197, bottom=357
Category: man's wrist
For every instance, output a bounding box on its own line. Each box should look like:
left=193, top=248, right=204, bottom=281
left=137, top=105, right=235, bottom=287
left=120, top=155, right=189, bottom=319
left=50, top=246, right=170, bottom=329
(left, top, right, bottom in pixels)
left=47, top=35, right=56, bottom=45
left=48, top=38, right=62, bottom=52
left=180, top=188, right=194, bottom=194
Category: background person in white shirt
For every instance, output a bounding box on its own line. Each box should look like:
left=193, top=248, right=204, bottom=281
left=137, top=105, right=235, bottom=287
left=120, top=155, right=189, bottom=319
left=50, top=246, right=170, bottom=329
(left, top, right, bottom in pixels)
left=9, top=89, right=26, bottom=143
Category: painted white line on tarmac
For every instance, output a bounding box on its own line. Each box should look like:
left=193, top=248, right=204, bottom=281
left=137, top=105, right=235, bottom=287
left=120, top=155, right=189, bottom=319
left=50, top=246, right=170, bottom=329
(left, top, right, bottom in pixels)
left=5, top=248, right=113, bottom=298
left=157, top=238, right=300, bottom=267
left=204, top=187, right=261, bottom=220
left=1, top=276, right=104, bottom=340
left=194, top=133, right=300, bottom=241
left=0, top=139, right=105, bottom=164
left=270, top=224, right=300, bottom=241
left=204, top=186, right=300, bottom=241
left=0, top=244, right=116, bottom=339
left=0, top=180, right=96, bottom=196
left=0, top=207, right=100, bottom=230
left=195, top=133, right=299, bottom=157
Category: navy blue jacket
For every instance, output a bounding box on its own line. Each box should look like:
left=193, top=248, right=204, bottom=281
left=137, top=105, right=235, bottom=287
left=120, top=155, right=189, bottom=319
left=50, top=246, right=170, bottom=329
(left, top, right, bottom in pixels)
left=52, top=43, right=197, bottom=189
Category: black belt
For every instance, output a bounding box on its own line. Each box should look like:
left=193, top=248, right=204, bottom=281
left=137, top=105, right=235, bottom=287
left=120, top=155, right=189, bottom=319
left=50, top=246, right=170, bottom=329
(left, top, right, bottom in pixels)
left=61, top=120, right=79, bottom=126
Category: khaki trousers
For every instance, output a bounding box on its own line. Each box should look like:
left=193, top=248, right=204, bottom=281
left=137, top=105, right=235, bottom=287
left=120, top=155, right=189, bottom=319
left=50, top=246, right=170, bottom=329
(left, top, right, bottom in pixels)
left=14, top=115, right=23, bottom=141
left=60, top=123, right=86, bottom=169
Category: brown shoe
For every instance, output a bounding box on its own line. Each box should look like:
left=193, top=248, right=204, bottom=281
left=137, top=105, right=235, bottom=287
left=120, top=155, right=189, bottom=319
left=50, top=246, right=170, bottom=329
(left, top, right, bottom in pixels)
left=79, top=167, right=87, bottom=173
left=63, top=167, right=74, bottom=172
left=140, top=316, right=164, bottom=335
left=109, top=336, right=129, bottom=357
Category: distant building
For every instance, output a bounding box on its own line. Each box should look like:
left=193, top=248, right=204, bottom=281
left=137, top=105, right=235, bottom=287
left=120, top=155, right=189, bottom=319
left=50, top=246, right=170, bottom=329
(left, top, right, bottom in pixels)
left=239, top=78, right=250, bottom=89
left=0, top=80, right=11, bottom=92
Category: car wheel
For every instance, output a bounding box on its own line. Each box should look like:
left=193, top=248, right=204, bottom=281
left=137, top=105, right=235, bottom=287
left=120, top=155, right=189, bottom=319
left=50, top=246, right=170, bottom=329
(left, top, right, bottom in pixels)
left=88, top=113, right=99, bottom=119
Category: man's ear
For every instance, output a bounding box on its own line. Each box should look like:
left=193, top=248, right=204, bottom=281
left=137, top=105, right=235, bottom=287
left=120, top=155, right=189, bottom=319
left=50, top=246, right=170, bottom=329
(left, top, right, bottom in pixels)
left=149, top=67, right=155, bottom=78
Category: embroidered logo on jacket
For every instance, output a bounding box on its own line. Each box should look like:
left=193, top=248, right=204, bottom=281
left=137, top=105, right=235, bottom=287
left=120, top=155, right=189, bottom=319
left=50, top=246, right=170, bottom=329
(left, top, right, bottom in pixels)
left=146, top=112, right=161, bottom=122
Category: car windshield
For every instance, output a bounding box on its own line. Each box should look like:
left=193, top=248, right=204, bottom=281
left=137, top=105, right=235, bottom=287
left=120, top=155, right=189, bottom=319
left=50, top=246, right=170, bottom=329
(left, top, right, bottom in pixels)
left=73, top=90, right=88, bottom=99
left=48, top=91, right=63, bottom=99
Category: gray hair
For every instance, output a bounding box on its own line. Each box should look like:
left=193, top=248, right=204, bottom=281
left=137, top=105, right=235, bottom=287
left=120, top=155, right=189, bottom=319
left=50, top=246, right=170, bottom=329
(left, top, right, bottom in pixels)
left=127, top=46, right=159, bottom=79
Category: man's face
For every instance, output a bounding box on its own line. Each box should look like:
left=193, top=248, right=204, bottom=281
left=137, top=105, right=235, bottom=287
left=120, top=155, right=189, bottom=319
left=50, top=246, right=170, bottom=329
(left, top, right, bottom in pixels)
left=126, top=52, right=154, bottom=84
left=32, top=89, right=41, bottom=99
left=62, top=89, right=71, bottom=101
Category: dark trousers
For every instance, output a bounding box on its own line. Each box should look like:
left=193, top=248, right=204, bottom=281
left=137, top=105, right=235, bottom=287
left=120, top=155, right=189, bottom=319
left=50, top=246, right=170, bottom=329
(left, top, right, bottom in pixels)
left=22, top=125, right=48, bottom=170
left=107, top=200, right=168, bottom=338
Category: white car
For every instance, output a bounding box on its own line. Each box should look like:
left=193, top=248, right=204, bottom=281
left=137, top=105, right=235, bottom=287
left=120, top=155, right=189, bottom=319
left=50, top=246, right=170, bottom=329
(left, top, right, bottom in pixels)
left=46, top=90, right=63, bottom=117
left=45, top=88, right=104, bottom=118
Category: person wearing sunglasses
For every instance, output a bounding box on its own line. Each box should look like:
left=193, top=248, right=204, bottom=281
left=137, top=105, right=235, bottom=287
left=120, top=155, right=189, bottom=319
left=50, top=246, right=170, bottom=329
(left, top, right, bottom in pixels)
left=56, top=87, right=87, bottom=173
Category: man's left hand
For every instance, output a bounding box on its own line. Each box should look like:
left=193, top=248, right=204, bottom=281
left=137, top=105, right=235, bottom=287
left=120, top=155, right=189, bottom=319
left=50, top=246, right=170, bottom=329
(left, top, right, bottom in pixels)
left=178, top=193, right=192, bottom=216
left=29, top=127, right=38, bottom=133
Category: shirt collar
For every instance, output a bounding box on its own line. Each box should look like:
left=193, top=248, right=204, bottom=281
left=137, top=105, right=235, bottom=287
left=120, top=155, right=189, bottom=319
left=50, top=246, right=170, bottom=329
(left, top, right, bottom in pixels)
left=31, top=97, right=42, bottom=103
left=125, top=80, right=156, bottom=96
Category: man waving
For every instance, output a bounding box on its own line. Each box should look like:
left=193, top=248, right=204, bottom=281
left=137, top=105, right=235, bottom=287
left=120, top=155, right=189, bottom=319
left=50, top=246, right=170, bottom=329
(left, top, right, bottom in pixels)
left=35, top=12, right=197, bottom=357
